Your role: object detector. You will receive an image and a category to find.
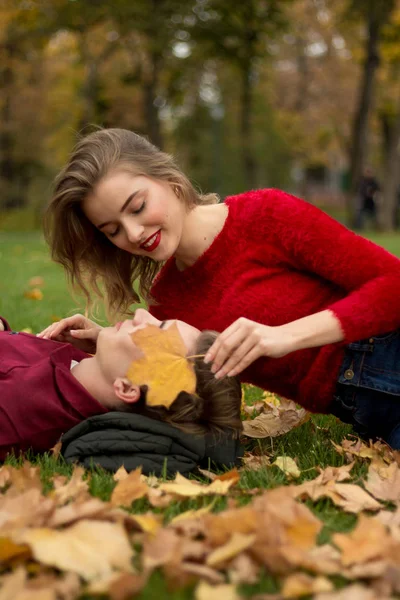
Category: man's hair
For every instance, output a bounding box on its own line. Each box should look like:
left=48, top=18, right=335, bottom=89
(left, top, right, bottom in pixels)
left=43, top=128, right=218, bottom=320
left=121, top=331, right=243, bottom=438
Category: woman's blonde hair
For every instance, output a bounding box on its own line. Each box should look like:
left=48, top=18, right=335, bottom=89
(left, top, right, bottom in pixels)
left=44, top=128, right=218, bottom=320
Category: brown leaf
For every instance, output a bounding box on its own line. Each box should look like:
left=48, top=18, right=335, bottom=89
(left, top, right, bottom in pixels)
left=23, top=288, right=43, bottom=301
left=195, top=581, right=241, bottom=600
left=49, top=440, right=62, bottom=458
left=158, top=472, right=237, bottom=498
left=293, top=480, right=382, bottom=513
left=281, top=573, right=333, bottom=597
left=48, top=497, right=110, bottom=528
left=111, top=467, right=149, bottom=507
left=0, top=489, right=54, bottom=532
left=0, top=566, right=26, bottom=600
left=113, top=466, right=129, bottom=482
left=228, top=552, right=260, bottom=585
left=241, top=452, right=271, bottom=471
left=28, top=277, right=44, bottom=287
left=15, top=520, right=134, bottom=581
left=51, top=466, right=89, bottom=505
left=0, top=538, right=31, bottom=565
left=333, top=515, right=392, bottom=566
left=242, top=399, right=309, bottom=438
left=206, top=532, right=257, bottom=567
left=365, top=462, right=400, bottom=503
left=314, top=583, right=385, bottom=599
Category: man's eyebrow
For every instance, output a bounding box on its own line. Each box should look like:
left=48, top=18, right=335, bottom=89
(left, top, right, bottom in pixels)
left=97, top=190, right=141, bottom=230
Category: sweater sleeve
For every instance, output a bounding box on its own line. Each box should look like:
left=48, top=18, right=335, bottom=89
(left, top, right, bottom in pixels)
left=259, top=189, right=400, bottom=343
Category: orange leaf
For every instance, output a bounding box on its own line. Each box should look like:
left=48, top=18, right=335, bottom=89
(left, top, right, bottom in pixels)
left=127, top=323, right=196, bottom=408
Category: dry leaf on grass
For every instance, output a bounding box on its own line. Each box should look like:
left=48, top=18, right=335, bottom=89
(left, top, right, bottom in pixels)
left=242, top=399, right=309, bottom=438
left=127, top=323, right=196, bottom=408
left=272, top=457, right=301, bottom=479
left=158, top=472, right=238, bottom=498
left=293, top=480, right=381, bottom=513
left=87, top=571, right=147, bottom=599
left=206, top=532, right=256, bottom=567
left=14, top=520, right=134, bottom=581
left=111, top=467, right=149, bottom=507
left=332, top=515, right=392, bottom=567
left=195, top=581, right=241, bottom=600
left=51, top=466, right=89, bottom=505
left=365, top=461, right=400, bottom=503
left=314, top=583, right=387, bottom=599
left=281, top=572, right=333, bottom=597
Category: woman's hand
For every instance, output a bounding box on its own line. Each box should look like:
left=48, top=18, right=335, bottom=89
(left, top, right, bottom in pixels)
left=204, top=317, right=297, bottom=378
left=37, top=314, right=103, bottom=354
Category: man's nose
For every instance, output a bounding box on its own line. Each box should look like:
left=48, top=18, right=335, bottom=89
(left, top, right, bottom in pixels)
left=132, top=308, right=149, bottom=326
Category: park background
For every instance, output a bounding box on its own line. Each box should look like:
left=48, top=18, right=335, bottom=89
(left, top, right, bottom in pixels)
left=2, top=3, right=400, bottom=599
left=1, top=0, right=400, bottom=235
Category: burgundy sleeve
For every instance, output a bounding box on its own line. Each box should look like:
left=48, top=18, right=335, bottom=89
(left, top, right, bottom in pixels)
left=264, top=190, right=400, bottom=343
left=0, top=317, right=12, bottom=331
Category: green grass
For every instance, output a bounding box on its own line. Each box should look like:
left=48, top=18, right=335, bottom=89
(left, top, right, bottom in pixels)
left=2, top=229, right=400, bottom=598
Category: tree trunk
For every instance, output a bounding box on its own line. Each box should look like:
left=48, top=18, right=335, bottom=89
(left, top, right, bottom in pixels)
left=347, top=13, right=381, bottom=224
left=377, top=102, right=400, bottom=231
left=143, top=50, right=163, bottom=149
left=240, top=61, right=256, bottom=190
left=0, top=38, right=17, bottom=210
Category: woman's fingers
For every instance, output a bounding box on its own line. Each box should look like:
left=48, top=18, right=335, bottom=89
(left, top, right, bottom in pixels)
left=204, top=320, right=243, bottom=365
left=214, top=335, right=257, bottom=378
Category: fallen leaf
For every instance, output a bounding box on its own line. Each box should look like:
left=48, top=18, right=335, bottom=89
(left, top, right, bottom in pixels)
left=195, top=581, right=241, bottom=600
left=158, top=472, right=237, bottom=498
left=50, top=441, right=62, bottom=458
left=282, top=572, right=333, bottom=597
left=28, top=277, right=44, bottom=287
left=113, top=466, right=129, bottom=482
left=314, top=583, right=384, bottom=599
left=272, top=457, right=301, bottom=479
left=87, top=572, right=146, bottom=599
left=15, top=520, right=134, bottom=581
left=51, top=466, right=89, bottom=505
left=23, top=288, right=43, bottom=301
left=365, top=461, right=400, bottom=503
left=0, top=566, right=26, bottom=600
left=241, top=452, right=271, bottom=471
left=242, top=399, right=309, bottom=438
left=170, top=503, right=216, bottom=525
left=293, top=480, right=381, bottom=513
left=111, top=468, right=149, bottom=507
left=332, top=515, right=392, bottom=566
left=206, top=532, right=256, bottom=567
left=127, top=323, right=196, bottom=408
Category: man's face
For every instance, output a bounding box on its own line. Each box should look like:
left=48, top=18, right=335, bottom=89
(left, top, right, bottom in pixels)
left=95, top=309, right=201, bottom=385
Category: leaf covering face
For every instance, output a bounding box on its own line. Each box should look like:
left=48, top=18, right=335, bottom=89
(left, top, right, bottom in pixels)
left=127, top=323, right=196, bottom=408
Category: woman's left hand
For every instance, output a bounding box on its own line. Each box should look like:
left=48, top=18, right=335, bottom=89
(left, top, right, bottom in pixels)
left=204, top=318, right=297, bottom=378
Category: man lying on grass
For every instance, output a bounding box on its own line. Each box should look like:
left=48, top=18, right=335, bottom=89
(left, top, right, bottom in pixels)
left=0, top=310, right=241, bottom=460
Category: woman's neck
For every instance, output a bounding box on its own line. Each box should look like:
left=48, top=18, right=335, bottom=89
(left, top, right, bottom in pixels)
left=174, top=203, right=228, bottom=270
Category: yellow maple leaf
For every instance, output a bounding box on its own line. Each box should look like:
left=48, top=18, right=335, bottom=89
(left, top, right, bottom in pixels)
left=127, top=323, right=196, bottom=408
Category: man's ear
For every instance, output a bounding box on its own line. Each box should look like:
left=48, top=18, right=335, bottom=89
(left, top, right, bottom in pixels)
left=113, top=377, right=141, bottom=404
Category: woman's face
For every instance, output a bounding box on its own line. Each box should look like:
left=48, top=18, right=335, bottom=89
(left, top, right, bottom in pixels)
left=82, top=169, right=186, bottom=261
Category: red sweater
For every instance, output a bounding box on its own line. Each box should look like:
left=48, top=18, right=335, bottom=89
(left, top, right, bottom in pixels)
left=150, top=189, right=400, bottom=413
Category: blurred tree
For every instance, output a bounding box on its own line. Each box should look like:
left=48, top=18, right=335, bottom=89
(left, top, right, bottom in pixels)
left=376, top=4, right=400, bottom=230
left=346, top=0, right=396, bottom=222
left=187, top=0, right=291, bottom=189
left=110, top=0, right=189, bottom=149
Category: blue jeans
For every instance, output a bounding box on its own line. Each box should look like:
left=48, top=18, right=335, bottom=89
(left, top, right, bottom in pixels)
left=330, top=329, right=400, bottom=449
